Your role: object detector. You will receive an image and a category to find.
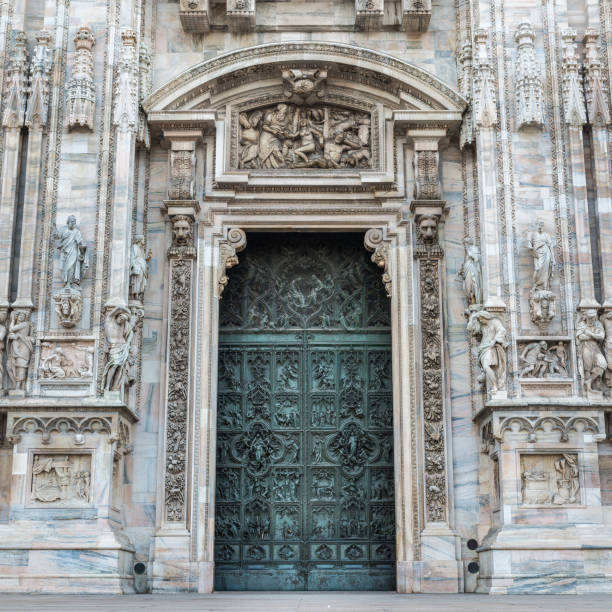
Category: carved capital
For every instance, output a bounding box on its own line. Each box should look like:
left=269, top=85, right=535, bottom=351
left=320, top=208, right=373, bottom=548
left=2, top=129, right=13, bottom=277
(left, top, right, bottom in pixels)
left=68, top=26, right=95, bottom=130
left=401, top=0, right=432, bottom=33
left=364, top=229, right=391, bottom=298
left=218, top=228, right=247, bottom=298
left=3, top=31, right=28, bottom=129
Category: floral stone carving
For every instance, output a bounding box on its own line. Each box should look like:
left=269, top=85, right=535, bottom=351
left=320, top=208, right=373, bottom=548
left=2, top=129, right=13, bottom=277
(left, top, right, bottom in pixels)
left=238, top=103, right=371, bottom=170
left=30, top=454, right=91, bottom=506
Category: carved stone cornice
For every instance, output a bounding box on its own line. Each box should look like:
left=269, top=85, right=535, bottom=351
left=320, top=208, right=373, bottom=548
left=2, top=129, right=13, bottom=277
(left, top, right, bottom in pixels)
left=67, top=25, right=95, bottom=130
left=25, top=30, right=53, bottom=130
left=401, top=0, right=432, bottom=33
left=364, top=228, right=391, bottom=298
left=218, top=228, right=247, bottom=297
left=514, top=22, right=544, bottom=130
left=560, top=29, right=587, bottom=128
left=3, top=31, right=28, bottom=129
left=583, top=29, right=611, bottom=128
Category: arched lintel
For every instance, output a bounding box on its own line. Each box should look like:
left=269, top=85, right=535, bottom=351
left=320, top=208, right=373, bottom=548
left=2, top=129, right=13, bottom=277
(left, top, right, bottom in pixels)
left=143, top=41, right=467, bottom=115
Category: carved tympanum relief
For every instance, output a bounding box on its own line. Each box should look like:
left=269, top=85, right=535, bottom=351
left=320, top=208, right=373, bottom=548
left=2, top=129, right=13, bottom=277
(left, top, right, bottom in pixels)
left=238, top=103, right=371, bottom=170
left=526, top=221, right=557, bottom=326
left=39, top=341, right=95, bottom=380
left=67, top=26, right=95, bottom=130
left=6, top=309, right=34, bottom=392
left=52, top=216, right=89, bottom=328
left=30, top=454, right=91, bottom=506
left=467, top=310, right=509, bottom=395
left=520, top=454, right=579, bottom=506
left=518, top=340, right=569, bottom=379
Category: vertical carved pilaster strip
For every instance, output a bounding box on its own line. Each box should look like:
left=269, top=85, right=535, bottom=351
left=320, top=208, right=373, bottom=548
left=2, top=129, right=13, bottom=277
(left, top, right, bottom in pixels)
left=67, top=26, right=95, bottom=130
left=412, top=204, right=449, bottom=525
left=0, top=32, right=27, bottom=310
left=14, top=31, right=52, bottom=312
left=164, top=215, right=196, bottom=524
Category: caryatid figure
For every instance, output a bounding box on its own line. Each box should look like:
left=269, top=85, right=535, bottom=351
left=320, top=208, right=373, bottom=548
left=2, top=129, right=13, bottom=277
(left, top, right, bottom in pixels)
left=458, top=237, right=483, bottom=307
left=129, top=235, right=150, bottom=302
left=6, top=310, right=33, bottom=391
left=468, top=310, right=509, bottom=394
left=526, top=220, right=555, bottom=292
left=53, top=215, right=89, bottom=289
left=576, top=308, right=606, bottom=393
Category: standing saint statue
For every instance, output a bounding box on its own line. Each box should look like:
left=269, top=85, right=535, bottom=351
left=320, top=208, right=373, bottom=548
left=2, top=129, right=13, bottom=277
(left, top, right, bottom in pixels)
left=576, top=308, right=606, bottom=393
left=0, top=309, right=7, bottom=386
left=468, top=310, right=509, bottom=394
left=103, top=306, right=137, bottom=392
left=53, top=215, right=89, bottom=289
left=458, top=237, right=483, bottom=307
left=6, top=310, right=33, bottom=391
left=129, top=235, right=150, bottom=302
left=526, top=221, right=555, bottom=291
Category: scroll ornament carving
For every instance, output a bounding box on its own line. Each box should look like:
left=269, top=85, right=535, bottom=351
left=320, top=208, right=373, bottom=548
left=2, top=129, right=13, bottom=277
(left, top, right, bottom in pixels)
left=514, top=22, right=544, bottom=130
left=560, top=29, right=587, bottom=127
left=52, top=215, right=89, bottom=328
left=218, top=229, right=247, bottom=297
left=472, top=29, right=497, bottom=130
left=583, top=30, right=611, bottom=128
left=467, top=310, right=508, bottom=395
left=31, top=454, right=91, bottom=505
left=458, top=41, right=475, bottom=148
left=518, top=340, right=569, bottom=378
left=6, top=309, right=34, bottom=392
left=521, top=454, right=579, bottom=506
left=364, top=229, right=391, bottom=298
left=25, top=30, right=52, bottom=130
left=129, top=235, right=151, bottom=303
left=458, top=237, right=483, bottom=310
left=281, top=68, right=327, bottom=104
left=137, top=43, right=152, bottom=148
left=419, top=257, right=447, bottom=522
left=413, top=150, right=440, bottom=200
left=168, top=149, right=196, bottom=200
left=113, top=29, right=138, bottom=133
left=2, top=31, right=28, bottom=129
left=238, top=103, right=371, bottom=170
left=526, top=221, right=557, bottom=326
left=67, top=26, right=95, bottom=130
left=102, top=306, right=140, bottom=393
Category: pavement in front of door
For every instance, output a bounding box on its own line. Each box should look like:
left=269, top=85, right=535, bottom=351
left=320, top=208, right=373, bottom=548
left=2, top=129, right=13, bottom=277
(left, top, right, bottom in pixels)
left=0, top=592, right=610, bottom=612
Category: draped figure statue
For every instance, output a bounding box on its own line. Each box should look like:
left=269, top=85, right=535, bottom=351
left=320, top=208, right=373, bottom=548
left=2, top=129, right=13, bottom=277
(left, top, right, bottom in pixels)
left=526, top=221, right=555, bottom=292
left=53, top=215, right=89, bottom=289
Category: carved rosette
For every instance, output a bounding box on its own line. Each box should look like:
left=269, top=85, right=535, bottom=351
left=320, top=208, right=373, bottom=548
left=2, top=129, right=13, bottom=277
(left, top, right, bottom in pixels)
left=364, top=229, right=391, bottom=298
left=218, top=228, right=247, bottom=298
left=164, top=215, right=196, bottom=522
left=414, top=212, right=448, bottom=523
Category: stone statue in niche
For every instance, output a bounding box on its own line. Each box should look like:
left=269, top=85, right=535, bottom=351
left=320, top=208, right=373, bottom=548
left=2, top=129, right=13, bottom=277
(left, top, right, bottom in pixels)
left=526, top=221, right=557, bottom=326
left=129, top=235, right=151, bottom=302
left=576, top=308, right=606, bottom=394
left=467, top=310, right=509, bottom=394
left=103, top=306, right=137, bottom=393
left=6, top=309, right=33, bottom=392
left=281, top=68, right=327, bottom=104
left=238, top=103, right=371, bottom=170
left=52, top=215, right=89, bottom=328
left=518, top=340, right=569, bottom=378
left=458, top=237, right=483, bottom=309
left=30, top=454, right=91, bottom=505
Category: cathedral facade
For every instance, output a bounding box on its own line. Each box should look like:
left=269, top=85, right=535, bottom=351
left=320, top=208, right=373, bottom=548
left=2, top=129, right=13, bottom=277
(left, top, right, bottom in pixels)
left=0, top=0, right=612, bottom=595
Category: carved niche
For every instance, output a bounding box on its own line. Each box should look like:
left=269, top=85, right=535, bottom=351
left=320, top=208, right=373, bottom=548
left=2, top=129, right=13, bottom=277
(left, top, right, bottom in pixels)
left=520, top=453, right=580, bottom=506
left=29, top=453, right=92, bottom=506
left=235, top=102, right=373, bottom=170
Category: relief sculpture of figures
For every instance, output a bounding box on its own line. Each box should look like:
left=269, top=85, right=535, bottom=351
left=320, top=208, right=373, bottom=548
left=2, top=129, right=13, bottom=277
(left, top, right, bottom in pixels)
left=576, top=308, right=606, bottom=394
left=129, top=235, right=151, bottom=302
left=6, top=310, right=33, bottom=392
left=467, top=310, right=508, bottom=395
left=238, top=103, right=371, bottom=170
left=526, top=221, right=557, bottom=326
left=52, top=215, right=89, bottom=328
left=458, top=237, right=483, bottom=310
left=600, top=311, right=612, bottom=394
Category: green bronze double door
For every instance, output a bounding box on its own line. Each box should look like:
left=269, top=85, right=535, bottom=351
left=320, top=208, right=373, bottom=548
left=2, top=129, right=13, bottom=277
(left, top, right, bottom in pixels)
left=214, top=234, right=395, bottom=591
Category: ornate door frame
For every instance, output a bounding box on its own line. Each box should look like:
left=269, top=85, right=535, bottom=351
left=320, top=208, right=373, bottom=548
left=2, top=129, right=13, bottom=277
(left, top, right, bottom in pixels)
left=145, top=41, right=465, bottom=593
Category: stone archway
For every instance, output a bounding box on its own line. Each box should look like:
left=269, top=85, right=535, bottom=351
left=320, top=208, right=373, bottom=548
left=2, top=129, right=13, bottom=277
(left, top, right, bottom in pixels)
left=146, top=42, right=465, bottom=594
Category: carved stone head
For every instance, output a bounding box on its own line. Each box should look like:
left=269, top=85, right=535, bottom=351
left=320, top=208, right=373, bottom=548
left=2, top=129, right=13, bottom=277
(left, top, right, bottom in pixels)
left=418, top=215, right=439, bottom=244
left=67, top=215, right=77, bottom=229
left=172, top=216, right=192, bottom=247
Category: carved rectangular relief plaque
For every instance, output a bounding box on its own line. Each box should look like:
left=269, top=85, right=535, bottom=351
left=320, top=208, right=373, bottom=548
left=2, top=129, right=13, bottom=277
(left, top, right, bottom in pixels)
left=38, top=340, right=95, bottom=381
left=233, top=101, right=377, bottom=171
left=520, top=453, right=580, bottom=506
left=29, top=452, right=92, bottom=506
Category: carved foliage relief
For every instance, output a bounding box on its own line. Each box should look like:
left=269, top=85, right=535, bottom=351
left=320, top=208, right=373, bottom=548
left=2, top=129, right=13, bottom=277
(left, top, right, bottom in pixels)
left=236, top=103, right=372, bottom=170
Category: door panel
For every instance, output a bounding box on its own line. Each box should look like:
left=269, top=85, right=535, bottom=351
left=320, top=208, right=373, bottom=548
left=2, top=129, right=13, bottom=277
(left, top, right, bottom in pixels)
left=215, top=234, right=394, bottom=591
